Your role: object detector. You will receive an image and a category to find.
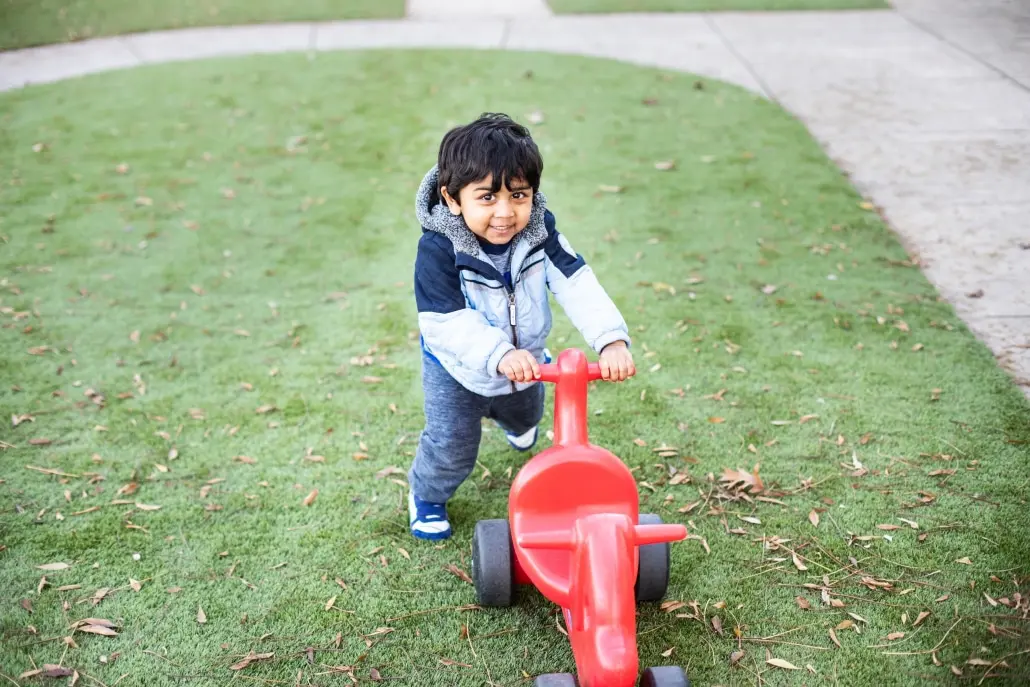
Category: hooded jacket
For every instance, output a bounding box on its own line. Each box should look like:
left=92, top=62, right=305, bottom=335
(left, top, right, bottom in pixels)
left=414, top=165, right=630, bottom=397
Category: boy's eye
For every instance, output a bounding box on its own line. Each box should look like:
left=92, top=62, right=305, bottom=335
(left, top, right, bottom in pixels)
left=513, top=192, right=526, bottom=199
left=480, top=194, right=494, bottom=202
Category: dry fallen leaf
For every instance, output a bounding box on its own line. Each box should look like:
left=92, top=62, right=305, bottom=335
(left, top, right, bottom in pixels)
left=828, top=628, right=841, bottom=648
left=719, top=466, right=764, bottom=493
left=730, top=649, right=745, bottom=665
left=966, top=658, right=995, bottom=667
left=766, top=658, right=800, bottom=670
left=197, top=606, right=207, bottom=624
left=445, top=564, right=473, bottom=585
left=229, top=651, right=274, bottom=671
left=792, top=553, right=808, bottom=571
left=325, top=596, right=337, bottom=611
left=956, top=557, right=972, bottom=565
left=913, top=611, right=931, bottom=626
left=795, top=596, right=810, bottom=610
left=129, top=579, right=142, bottom=592
left=37, top=562, right=70, bottom=571
left=886, top=632, right=905, bottom=640
left=808, top=510, right=819, bottom=527
left=77, top=625, right=118, bottom=637
left=302, top=490, right=318, bottom=507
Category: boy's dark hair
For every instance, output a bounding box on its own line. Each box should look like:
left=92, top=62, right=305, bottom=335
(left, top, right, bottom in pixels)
left=437, top=113, right=543, bottom=204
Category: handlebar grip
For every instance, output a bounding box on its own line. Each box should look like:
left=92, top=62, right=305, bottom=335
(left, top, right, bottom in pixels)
left=634, top=523, right=688, bottom=546
left=537, top=364, right=560, bottom=383
left=536, top=362, right=604, bottom=383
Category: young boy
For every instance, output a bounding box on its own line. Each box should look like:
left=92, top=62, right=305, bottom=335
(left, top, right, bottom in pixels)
left=408, top=113, right=635, bottom=540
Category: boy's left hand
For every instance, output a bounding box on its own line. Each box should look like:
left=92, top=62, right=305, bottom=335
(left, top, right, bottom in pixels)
left=598, top=341, right=635, bottom=382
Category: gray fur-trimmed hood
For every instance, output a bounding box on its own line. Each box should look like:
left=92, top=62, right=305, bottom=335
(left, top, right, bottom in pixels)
left=415, top=164, right=548, bottom=256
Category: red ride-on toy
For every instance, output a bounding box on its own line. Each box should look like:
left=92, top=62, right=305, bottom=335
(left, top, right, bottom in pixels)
left=471, top=348, right=690, bottom=687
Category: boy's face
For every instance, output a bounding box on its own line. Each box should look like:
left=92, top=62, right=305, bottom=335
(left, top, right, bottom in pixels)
left=441, top=175, right=533, bottom=245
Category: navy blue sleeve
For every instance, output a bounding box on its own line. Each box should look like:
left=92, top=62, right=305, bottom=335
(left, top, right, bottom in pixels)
left=414, top=233, right=465, bottom=314
left=541, top=210, right=587, bottom=279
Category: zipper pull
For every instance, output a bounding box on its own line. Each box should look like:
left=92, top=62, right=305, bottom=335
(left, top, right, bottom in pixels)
left=509, top=296, right=517, bottom=327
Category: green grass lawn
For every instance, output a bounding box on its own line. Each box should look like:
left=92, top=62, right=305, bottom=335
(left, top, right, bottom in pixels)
left=549, top=0, right=887, bottom=13
left=0, top=0, right=405, bottom=51
left=2, top=50, right=1028, bottom=686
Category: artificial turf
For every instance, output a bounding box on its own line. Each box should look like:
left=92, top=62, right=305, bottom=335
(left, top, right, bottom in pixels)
left=1, top=50, right=1027, bottom=686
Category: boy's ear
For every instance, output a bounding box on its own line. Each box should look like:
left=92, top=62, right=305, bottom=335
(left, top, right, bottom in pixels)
left=440, top=186, right=462, bottom=216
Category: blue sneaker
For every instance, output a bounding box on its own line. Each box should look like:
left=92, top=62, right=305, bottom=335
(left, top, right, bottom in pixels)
left=506, top=426, right=538, bottom=451
left=408, top=491, right=451, bottom=540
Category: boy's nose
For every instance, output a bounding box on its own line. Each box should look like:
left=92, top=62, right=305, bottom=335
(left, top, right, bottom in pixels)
left=494, top=201, right=515, bottom=218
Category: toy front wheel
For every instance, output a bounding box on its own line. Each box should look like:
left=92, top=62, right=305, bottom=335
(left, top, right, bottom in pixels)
left=635, top=513, right=671, bottom=602
left=472, top=519, right=514, bottom=607
left=640, top=666, right=690, bottom=687
left=534, top=674, right=577, bottom=687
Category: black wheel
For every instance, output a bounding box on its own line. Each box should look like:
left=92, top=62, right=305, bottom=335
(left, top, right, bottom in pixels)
left=639, top=666, right=690, bottom=687
left=471, top=519, right=514, bottom=607
left=534, top=673, right=577, bottom=687
left=635, top=513, right=671, bottom=602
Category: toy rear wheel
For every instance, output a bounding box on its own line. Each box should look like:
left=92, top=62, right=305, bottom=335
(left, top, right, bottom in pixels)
left=640, top=666, right=690, bottom=687
left=534, top=673, right=577, bottom=687
left=472, top=519, right=514, bottom=607
left=635, top=513, right=671, bottom=602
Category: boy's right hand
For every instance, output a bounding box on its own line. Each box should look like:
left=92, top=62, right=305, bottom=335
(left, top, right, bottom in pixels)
left=498, top=349, right=541, bottom=383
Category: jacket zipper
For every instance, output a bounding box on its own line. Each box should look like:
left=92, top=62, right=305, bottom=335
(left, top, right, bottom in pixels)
left=506, top=244, right=518, bottom=393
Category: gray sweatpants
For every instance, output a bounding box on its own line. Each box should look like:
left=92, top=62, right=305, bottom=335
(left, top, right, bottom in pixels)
left=408, top=352, right=545, bottom=504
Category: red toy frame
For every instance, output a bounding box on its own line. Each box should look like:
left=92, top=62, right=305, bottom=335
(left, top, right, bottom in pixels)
left=480, top=348, right=689, bottom=687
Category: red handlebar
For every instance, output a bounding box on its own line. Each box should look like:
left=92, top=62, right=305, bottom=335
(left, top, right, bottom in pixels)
left=538, top=362, right=603, bottom=383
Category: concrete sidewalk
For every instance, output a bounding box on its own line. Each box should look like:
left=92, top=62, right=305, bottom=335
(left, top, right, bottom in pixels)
left=1, top=2, right=1027, bottom=395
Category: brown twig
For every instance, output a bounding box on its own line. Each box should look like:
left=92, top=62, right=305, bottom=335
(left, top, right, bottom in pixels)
left=740, top=638, right=833, bottom=651
left=79, top=672, right=111, bottom=687
left=777, top=543, right=833, bottom=573
left=142, top=650, right=182, bottom=666
left=866, top=626, right=925, bottom=649
left=883, top=618, right=964, bottom=655
left=231, top=676, right=291, bottom=685
left=385, top=604, right=479, bottom=622
left=979, top=649, right=1030, bottom=686
left=776, top=585, right=925, bottom=609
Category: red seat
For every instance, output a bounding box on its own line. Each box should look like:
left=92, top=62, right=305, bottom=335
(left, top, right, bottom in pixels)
left=508, top=441, right=639, bottom=608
